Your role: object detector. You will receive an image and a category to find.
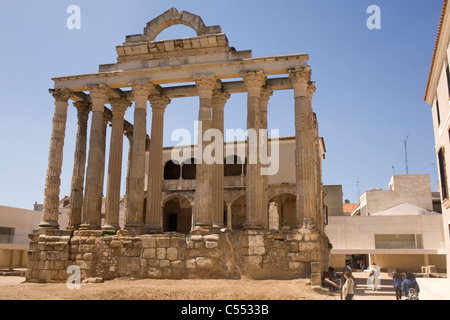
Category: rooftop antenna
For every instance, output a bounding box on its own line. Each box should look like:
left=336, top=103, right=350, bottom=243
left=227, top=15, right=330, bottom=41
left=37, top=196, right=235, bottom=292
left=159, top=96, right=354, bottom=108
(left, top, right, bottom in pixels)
left=356, top=177, right=361, bottom=201
left=404, top=131, right=410, bottom=175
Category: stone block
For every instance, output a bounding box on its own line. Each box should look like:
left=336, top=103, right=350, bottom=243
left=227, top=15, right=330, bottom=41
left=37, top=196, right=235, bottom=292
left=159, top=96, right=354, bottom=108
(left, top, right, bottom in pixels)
left=156, top=238, right=171, bottom=248
left=245, top=256, right=262, bottom=269
left=83, top=253, right=94, bottom=261
left=156, top=248, right=166, bottom=260
left=160, top=260, right=171, bottom=268
left=142, top=248, right=156, bottom=259
left=311, top=273, right=321, bottom=286
left=203, top=234, right=220, bottom=241
left=196, top=257, right=213, bottom=268
left=147, top=268, right=163, bottom=279
left=311, top=262, right=321, bottom=274
left=118, top=257, right=141, bottom=272
left=141, top=237, right=156, bottom=248
left=205, top=241, right=218, bottom=249
left=172, top=260, right=185, bottom=269
left=166, top=248, right=178, bottom=261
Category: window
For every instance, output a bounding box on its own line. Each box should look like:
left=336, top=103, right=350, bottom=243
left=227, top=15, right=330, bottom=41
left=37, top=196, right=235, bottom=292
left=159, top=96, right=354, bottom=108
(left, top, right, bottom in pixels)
left=164, top=161, right=181, bottom=180
left=438, top=148, right=448, bottom=200
left=436, top=97, right=441, bottom=126
left=446, top=63, right=450, bottom=97
left=374, top=234, right=423, bottom=249
left=0, top=227, right=14, bottom=244
left=182, top=158, right=197, bottom=180
left=224, top=156, right=244, bottom=177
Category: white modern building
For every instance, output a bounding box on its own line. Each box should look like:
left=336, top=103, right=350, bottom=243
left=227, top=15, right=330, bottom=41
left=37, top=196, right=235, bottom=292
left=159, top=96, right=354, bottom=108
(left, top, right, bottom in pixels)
left=424, top=0, right=450, bottom=278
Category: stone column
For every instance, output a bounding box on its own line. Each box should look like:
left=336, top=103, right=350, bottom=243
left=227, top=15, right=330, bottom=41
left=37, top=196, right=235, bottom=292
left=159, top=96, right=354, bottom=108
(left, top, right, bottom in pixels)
left=123, top=131, right=133, bottom=227
left=211, top=90, right=230, bottom=228
left=103, top=98, right=132, bottom=231
left=289, top=67, right=317, bottom=229
left=67, top=101, right=91, bottom=230
left=145, top=94, right=171, bottom=233
left=125, top=82, right=153, bottom=231
left=260, top=86, right=273, bottom=229
left=193, top=76, right=217, bottom=228
left=242, top=70, right=266, bottom=230
left=40, top=88, right=73, bottom=229
left=80, top=85, right=109, bottom=230
left=226, top=203, right=232, bottom=229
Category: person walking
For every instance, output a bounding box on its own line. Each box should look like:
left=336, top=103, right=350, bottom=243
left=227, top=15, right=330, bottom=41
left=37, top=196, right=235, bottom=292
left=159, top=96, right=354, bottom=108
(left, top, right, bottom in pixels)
left=402, top=272, right=420, bottom=300
left=392, top=268, right=403, bottom=300
left=342, top=271, right=355, bottom=300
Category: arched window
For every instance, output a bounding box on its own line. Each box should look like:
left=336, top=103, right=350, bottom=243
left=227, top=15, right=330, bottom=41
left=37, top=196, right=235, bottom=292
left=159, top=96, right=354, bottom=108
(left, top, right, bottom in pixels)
left=182, top=158, right=197, bottom=180
left=164, top=161, right=181, bottom=180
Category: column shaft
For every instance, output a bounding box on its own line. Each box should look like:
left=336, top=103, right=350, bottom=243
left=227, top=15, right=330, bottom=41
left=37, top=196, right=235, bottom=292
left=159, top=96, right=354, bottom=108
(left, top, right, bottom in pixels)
left=145, top=95, right=170, bottom=233
left=243, top=71, right=266, bottom=230
left=80, top=86, right=109, bottom=230
left=211, top=90, right=229, bottom=228
left=125, top=82, right=153, bottom=231
left=289, top=67, right=317, bottom=229
left=193, top=76, right=217, bottom=228
left=104, top=98, right=131, bottom=231
left=40, top=89, right=72, bottom=229
left=67, top=101, right=91, bottom=230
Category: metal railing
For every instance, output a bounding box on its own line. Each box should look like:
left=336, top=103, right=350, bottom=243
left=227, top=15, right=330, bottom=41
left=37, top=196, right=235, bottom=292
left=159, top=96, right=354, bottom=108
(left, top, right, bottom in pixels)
left=375, top=241, right=424, bottom=249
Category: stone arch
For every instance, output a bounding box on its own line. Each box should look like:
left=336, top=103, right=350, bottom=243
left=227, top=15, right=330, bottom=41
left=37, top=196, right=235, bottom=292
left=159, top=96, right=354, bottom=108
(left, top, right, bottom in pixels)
left=162, top=193, right=193, bottom=233
left=268, top=193, right=296, bottom=230
left=144, top=8, right=220, bottom=42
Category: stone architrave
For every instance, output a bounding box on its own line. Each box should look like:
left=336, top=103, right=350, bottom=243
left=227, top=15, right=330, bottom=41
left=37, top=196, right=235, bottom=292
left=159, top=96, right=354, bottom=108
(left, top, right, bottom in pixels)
left=67, top=101, right=91, bottom=230
left=211, top=89, right=230, bottom=228
left=145, top=94, right=171, bottom=233
left=40, top=88, right=73, bottom=229
left=125, top=81, right=153, bottom=231
left=193, top=75, right=217, bottom=228
left=104, top=98, right=132, bottom=231
left=289, top=67, right=317, bottom=229
left=80, top=85, right=109, bottom=230
left=242, top=70, right=266, bottom=230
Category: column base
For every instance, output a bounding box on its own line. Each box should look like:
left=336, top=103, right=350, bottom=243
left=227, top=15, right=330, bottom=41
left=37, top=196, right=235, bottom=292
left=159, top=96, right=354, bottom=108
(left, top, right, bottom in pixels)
left=243, top=221, right=265, bottom=230
left=79, top=224, right=102, bottom=231
left=144, top=224, right=163, bottom=234
left=124, top=223, right=145, bottom=234
left=38, top=221, right=60, bottom=229
left=102, top=224, right=121, bottom=232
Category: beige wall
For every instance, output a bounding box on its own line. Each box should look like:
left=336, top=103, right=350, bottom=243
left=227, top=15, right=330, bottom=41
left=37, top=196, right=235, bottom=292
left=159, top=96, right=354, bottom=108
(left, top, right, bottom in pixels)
left=425, top=4, right=450, bottom=277
left=360, top=174, right=433, bottom=215
left=326, top=215, right=446, bottom=272
left=323, top=185, right=344, bottom=216
left=0, top=206, right=68, bottom=268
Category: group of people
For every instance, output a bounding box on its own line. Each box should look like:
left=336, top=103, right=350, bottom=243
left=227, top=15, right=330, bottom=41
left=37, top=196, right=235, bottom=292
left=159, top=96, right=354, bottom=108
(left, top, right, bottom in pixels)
left=322, top=262, right=420, bottom=300
left=392, top=268, right=420, bottom=300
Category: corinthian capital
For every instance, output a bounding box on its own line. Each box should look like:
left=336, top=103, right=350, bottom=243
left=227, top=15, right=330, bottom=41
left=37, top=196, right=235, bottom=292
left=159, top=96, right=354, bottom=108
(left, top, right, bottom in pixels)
left=149, top=94, right=171, bottom=111
left=289, top=66, right=313, bottom=98
left=49, top=88, right=73, bottom=102
left=242, top=70, right=266, bottom=97
left=289, top=66, right=312, bottom=84
left=109, top=98, right=132, bottom=117
left=194, top=75, right=217, bottom=100
left=130, top=80, right=157, bottom=99
left=212, top=90, right=230, bottom=109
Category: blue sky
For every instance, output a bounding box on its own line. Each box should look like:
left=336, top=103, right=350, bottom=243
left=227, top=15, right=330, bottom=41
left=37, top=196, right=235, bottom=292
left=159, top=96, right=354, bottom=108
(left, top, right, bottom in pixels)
left=0, top=0, right=444, bottom=209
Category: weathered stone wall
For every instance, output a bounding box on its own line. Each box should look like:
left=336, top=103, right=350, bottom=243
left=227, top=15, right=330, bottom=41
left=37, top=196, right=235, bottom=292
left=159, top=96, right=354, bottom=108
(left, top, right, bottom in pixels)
left=26, top=228, right=330, bottom=283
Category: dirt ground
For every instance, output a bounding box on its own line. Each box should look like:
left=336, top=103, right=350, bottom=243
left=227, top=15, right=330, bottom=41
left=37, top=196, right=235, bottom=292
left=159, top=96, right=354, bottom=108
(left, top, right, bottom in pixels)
left=0, top=276, right=331, bottom=300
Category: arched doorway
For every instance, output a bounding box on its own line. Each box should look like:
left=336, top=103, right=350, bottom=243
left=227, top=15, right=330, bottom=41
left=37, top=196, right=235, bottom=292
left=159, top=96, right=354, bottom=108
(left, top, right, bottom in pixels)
left=268, top=193, right=296, bottom=230
left=162, top=196, right=192, bottom=233
left=230, top=195, right=246, bottom=230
